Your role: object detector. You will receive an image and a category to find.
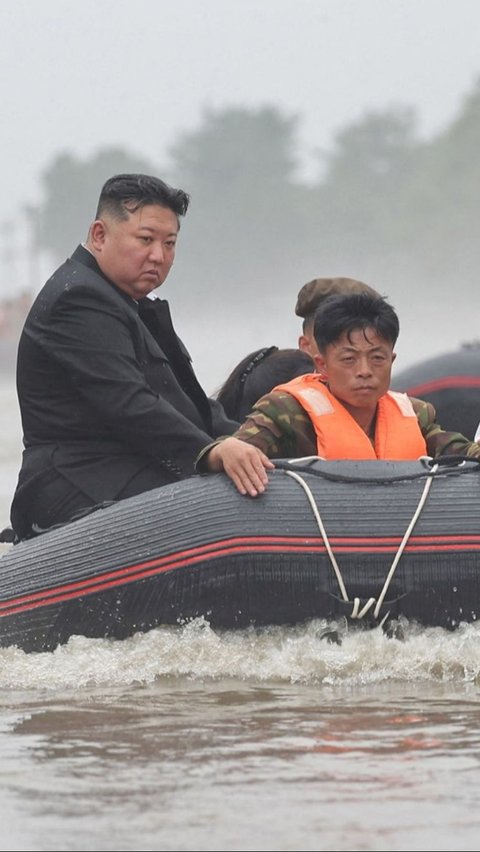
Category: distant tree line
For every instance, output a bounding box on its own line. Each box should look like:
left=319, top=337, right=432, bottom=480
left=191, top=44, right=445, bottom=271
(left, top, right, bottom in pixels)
left=28, top=78, right=480, bottom=314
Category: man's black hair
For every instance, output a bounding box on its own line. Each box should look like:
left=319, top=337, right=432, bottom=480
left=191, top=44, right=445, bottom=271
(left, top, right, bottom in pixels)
left=216, top=347, right=314, bottom=422
left=96, top=173, right=190, bottom=220
left=313, top=292, right=400, bottom=352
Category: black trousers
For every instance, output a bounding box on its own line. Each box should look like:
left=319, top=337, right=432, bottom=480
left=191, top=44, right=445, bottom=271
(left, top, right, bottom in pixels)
left=27, top=466, right=178, bottom=537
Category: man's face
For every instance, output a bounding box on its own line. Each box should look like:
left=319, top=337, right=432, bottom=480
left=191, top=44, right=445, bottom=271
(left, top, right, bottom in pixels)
left=90, top=204, right=179, bottom=300
left=313, top=327, right=396, bottom=414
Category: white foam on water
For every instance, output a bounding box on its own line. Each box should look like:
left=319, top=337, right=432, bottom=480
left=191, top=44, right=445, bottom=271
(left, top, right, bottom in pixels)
left=0, top=616, right=479, bottom=691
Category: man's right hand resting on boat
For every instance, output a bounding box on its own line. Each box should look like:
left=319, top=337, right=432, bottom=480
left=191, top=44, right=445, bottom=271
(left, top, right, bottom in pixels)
left=204, top=437, right=274, bottom=497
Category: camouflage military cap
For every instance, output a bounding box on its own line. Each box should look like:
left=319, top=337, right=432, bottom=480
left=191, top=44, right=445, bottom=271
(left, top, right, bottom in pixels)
left=295, top=277, right=381, bottom=318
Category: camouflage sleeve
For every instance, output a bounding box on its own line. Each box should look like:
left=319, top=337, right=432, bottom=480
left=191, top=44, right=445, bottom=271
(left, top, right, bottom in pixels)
left=194, top=391, right=317, bottom=471
left=195, top=392, right=480, bottom=472
left=411, top=397, right=480, bottom=459
left=229, top=391, right=317, bottom=458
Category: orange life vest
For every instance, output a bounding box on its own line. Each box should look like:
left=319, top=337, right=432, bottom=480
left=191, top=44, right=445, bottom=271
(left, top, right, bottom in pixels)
left=274, top=374, right=427, bottom=460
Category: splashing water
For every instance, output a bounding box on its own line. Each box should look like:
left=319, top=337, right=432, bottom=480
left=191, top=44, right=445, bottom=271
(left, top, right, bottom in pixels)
left=0, top=616, right=479, bottom=692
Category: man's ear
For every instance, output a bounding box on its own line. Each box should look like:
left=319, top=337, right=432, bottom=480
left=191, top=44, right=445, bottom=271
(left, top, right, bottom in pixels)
left=89, top=219, right=107, bottom=251
left=313, top=352, right=327, bottom=378
left=298, top=335, right=311, bottom=353
left=392, top=351, right=397, bottom=364
left=299, top=335, right=319, bottom=357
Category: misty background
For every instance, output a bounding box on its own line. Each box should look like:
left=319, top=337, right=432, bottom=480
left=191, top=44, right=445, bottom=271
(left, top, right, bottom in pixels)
left=1, top=0, right=480, bottom=394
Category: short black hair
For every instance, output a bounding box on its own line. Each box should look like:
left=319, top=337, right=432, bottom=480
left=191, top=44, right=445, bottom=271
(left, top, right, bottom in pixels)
left=95, top=173, right=190, bottom=221
left=313, top=292, right=400, bottom=352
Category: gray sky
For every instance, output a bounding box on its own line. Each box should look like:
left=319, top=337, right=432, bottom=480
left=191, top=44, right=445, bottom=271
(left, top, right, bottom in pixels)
left=2, top=0, right=480, bottom=387
left=3, top=0, right=480, bottom=221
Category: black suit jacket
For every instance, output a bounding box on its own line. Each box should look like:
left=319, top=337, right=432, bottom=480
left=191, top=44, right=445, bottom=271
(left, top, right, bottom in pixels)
left=11, top=245, right=237, bottom=529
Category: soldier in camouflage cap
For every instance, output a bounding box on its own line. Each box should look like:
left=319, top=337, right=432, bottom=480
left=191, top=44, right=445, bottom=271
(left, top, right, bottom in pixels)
left=296, top=277, right=381, bottom=356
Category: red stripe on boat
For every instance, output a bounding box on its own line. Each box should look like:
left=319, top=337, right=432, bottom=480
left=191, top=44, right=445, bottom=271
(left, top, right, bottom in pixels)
left=404, top=375, right=480, bottom=395
left=1, top=533, right=480, bottom=617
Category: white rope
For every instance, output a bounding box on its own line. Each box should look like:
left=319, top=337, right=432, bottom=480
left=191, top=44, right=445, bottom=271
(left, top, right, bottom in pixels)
left=284, top=463, right=439, bottom=622
left=372, top=463, right=438, bottom=618
left=284, top=469, right=349, bottom=602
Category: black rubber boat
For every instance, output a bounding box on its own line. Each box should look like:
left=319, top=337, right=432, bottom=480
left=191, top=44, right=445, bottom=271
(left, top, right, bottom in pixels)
left=0, top=457, right=479, bottom=653
left=391, top=343, right=480, bottom=439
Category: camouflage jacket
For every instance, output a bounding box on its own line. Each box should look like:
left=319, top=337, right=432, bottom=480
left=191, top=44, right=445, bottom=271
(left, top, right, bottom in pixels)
left=196, top=389, right=480, bottom=467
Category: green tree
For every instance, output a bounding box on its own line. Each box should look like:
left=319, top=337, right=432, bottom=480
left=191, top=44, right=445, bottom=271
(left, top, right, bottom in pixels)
left=170, top=105, right=297, bottom=195
left=313, top=107, right=420, bottom=274
left=167, top=106, right=312, bottom=308
left=401, top=78, right=480, bottom=287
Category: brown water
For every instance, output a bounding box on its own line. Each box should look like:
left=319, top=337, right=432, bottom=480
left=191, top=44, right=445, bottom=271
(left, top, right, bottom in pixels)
left=1, top=377, right=480, bottom=852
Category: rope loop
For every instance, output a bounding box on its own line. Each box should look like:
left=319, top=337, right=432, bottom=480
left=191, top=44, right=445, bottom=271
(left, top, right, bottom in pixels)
left=350, top=597, right=376, bottom=619
left=284, top=462, right=439, bottom=624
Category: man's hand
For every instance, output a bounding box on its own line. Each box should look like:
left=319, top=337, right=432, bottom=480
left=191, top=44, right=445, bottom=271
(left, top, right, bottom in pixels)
left=206, top=437, right=275, bottom=496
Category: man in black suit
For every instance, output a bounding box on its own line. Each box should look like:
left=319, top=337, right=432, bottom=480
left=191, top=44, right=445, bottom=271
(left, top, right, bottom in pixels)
left=10, top=173, right=238, bottom=540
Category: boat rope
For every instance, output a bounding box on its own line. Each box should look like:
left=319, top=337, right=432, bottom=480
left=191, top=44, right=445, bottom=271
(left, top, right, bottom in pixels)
left=283, top=463, right=439, bottom=622
left=274, top=454, right=479, bottom=484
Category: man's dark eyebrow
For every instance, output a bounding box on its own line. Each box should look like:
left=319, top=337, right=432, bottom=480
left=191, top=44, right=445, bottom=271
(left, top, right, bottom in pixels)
left=337, top=342, right=389, bottom=350
left=137, top=225, right=178, bottom=235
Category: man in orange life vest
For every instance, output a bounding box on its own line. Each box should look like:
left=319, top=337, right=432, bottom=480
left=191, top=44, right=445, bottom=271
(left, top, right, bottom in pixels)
left=197, top=291, right=480, bottom=495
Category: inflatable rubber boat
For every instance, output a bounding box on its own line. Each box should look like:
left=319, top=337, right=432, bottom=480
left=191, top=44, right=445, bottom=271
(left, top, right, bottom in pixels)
left=0, top=456, right=479, bottom=653
left=391, top=343, right=480, bottom=439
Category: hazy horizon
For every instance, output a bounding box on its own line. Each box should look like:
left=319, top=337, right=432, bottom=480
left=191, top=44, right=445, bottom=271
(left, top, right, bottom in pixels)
left=2, top=0, right=480, bottom=390
left=3, top=1, right=480, bottom=222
